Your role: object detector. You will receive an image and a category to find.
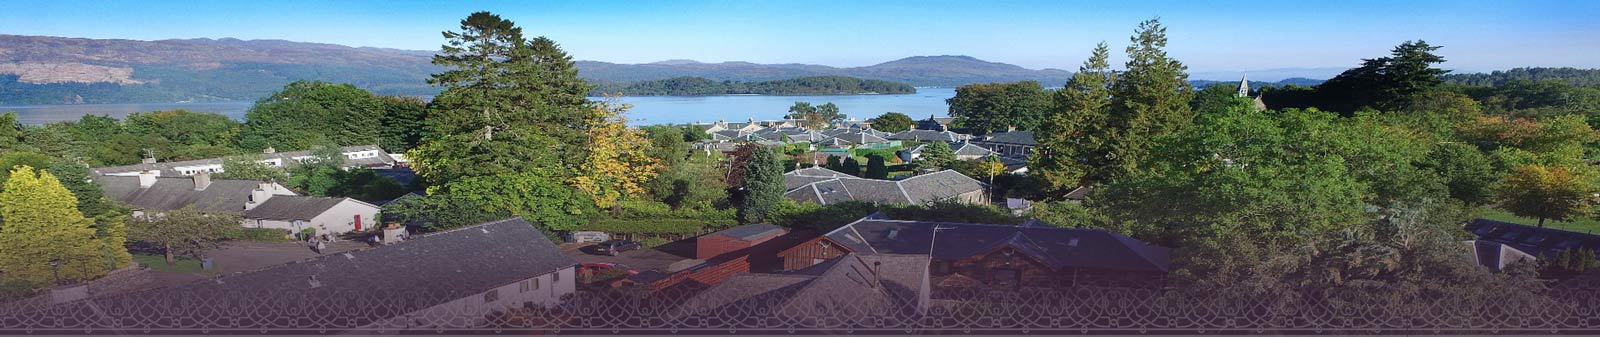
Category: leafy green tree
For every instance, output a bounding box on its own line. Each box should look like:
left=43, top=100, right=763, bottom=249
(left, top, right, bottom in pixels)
left=824, top=155, right=843, bottom=171
left=1418, top=142, right=1498, bottom=205
left=239, top=81, right=385, bottom=151
left=1190, top=83, right=1249, bottom=114
left=946, top=81, right=1052, bottom=135
left=0, top=152, right=52, bottom=187
left=816, top=103, right=844, bottom=126
left=840, top=156, right=861, bottom=176
left=379, top=96, right=429, bottom=152
left=381, top=194, right=511, bottom=232
left=1034, top=42, right=1115, bottom=192
left=42, top=161, right=127, bottom=252
left=286, top=145, right=346, bottom=196
left=865, top=154, right=888, bottom=179
left=647, top=151, right=729, bottom=211
left=0, top=112, right=25, bottom=152
left=1496, top=164, right=1598, bottom=227
left=640, top=125, right=690, bottom=169
left=123, top=110, right=241, bottom=155
left=786, top=102, right=817, bottom=118
left=127, top=207, right=240, bottom=265
left=870, top=112, right=915, bottom=132
left=916, top=141, right=956, bottom=170
left=445, top=170, right=592, bottom=231
left=737, top=147, right=784, bottom=224
left=1105, top=18, right=1195, bottom=179
left=335, top=169, right=407, bottom=203
left=0, top=166, right=120, bottom=287
left=1098, top=108, right=1371, bottom=246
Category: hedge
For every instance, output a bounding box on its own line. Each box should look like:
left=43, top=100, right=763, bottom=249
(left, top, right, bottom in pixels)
left=583, top=218, right=729, bottom=235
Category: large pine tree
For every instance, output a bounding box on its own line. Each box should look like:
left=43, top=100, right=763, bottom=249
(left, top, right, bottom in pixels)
left=0, top=166, right=119, bottom=287
left=1106, top=18, right=1194, bottom=179
left=411, top=11, right=598, bottom=188
left=1034, top=42, right=1116, bottom=192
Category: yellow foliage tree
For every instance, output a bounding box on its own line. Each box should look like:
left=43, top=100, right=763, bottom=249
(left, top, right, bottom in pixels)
left=570, top=100, right=662, bottom=212
left=0, top=166, right=116, bottom=287
left=1497, top=164, right=1599, bottom=227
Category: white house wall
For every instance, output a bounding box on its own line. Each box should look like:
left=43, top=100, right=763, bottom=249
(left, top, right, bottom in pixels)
left=303, top=199, right=381, bottom=235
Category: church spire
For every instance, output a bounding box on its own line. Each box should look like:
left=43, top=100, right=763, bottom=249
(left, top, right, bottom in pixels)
left=1237, top=74, right=1250, bottom=97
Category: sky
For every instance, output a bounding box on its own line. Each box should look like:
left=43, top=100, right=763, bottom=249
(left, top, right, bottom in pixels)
left=2, top=0, right=1597, bottom=75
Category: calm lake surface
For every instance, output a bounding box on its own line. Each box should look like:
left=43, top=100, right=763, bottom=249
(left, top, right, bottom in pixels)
left=0, top=87, right=957, bottom=126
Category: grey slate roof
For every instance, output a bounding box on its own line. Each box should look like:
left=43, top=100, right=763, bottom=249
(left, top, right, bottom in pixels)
left=888, top=130, right=967, bottom=142
left=953, top=142, right=998, bottom=157
left=1465, top=218, right=1600, bottom=259
left=783, top=170, right=984, bottom=205
left=93, top=144, right=395, bottom=176
left=1465, top=240, right=1537, bottom=272
left=707, top=223, right=787, bottom=241
left=94, top=175, right=275, bottom=213
left=824, top=218, right=1170, bottom=273
left=676, top=253, right=929, bottom=318
left=977, top=131, right=1036, bottom=146
left=33, top=217, right=575, bottom=330
left=243, top=196, right=363, bottom=221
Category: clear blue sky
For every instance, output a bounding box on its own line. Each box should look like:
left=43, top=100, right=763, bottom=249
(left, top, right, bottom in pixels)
left=2, top=0, right=1596, bottom=74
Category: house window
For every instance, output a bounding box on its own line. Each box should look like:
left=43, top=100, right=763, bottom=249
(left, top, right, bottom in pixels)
left=483, top=289, right=498, bottom=303
left=552, top=271, right=560, bottom=282
left=531, top=278, right=540, bottom=290
left=519, top=280, right=530, bottom=293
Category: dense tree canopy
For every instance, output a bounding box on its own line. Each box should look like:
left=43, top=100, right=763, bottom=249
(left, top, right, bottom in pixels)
left=736, top=145, right=784, bottom=224
left=0, top=166, right=123, bottom=288
left=869, top=112, right=915, bottom=133
left=946, top=81, right=1051, bottom=135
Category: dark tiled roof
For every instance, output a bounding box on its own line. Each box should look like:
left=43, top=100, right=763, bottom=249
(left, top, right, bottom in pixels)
left=977, top=131, right=1036, bottom=146
left=243, top=196, right=363, bottom=221
left=676, top=254, right=928, bottom=318
left=1465, top=218, right=1600, bottom=259
left=707, top=223, right=787, bottom=241
left=825, top=218, right=1170, bottom=273
left=788, top=166, right=850, bottom=178
left=94, top=175, right=273, bottom=213
left=953, top=142, right=998, bottom=157
left=39, top=217, right=575, bottom=330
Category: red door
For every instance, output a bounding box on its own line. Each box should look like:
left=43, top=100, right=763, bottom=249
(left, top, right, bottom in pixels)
left=355, top=214, right=362, bottom=231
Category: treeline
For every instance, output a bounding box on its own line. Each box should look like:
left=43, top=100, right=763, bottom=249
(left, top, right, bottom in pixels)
left=1444, top=67, right=1600, bottom=87
left=938, top=18, right=1600, bottom=311
left=0, top=63, right=441, bottom=105
left=590, top=76, right=915, bottom=96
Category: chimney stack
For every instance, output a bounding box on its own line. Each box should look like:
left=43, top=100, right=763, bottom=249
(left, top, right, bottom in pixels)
left=192, top=171, right=212, bottom=191
left=1006, top=125, right=1016, bottom=132
left=246, top=181, right=274, bottom=210
left=263, top=147, right=276, bottom=154
left=137, top=170, right=157, bottom=189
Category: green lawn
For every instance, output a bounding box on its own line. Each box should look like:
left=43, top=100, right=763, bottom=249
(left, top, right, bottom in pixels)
left=132, top=254, right=209, bottom=273
left=1474, top=208, right=1600, bottom=234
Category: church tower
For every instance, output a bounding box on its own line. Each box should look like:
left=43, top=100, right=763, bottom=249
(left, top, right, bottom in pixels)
left=1236, top=74, right=1250, bottom=97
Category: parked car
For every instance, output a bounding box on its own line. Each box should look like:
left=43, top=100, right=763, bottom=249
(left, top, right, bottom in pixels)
left=594, top=240, right=641, bottom=256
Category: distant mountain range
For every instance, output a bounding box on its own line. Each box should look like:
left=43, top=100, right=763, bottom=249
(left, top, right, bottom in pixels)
left=1, top=34, right=1336, bottom=105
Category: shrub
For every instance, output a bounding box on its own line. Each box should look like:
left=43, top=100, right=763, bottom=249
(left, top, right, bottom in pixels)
left=584, top=218, right=721, bottom=235
left=227, top=228, right=293, bottom=242
left=639, top=236, right=671, bottom=249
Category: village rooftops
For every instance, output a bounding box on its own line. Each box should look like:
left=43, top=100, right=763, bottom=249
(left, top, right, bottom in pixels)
left=888, top=129, right=970, bottom=142
left=94, top=175, right=283, bottom=213
left=823, top=217, right=1170, bottom=273
left=1465, top=218, right=1600, bottom=259
left=92, top=144, right=395, bottom=177
left=783, top=169, right=986, bottom=205
left=706, top=223, right=788, bottom=242
left=21, top=217, right=575, bottom=331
